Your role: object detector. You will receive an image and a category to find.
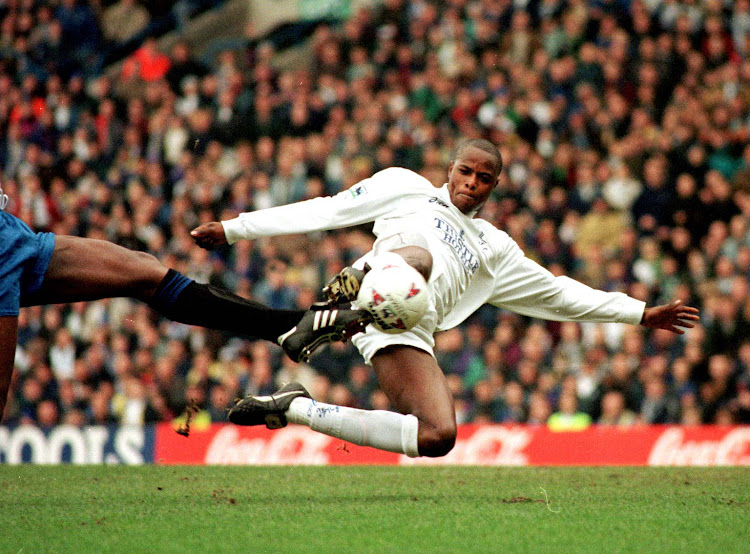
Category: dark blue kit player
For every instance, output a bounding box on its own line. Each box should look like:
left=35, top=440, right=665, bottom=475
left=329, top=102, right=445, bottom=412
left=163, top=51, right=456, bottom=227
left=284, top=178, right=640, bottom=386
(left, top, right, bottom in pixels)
left=0, top=186, right=368, bottom=421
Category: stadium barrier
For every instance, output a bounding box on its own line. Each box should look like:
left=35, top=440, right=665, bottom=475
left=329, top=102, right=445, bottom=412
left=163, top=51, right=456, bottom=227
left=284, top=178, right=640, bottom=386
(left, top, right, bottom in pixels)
left=2, top=424, right=748, bottom=465
left=0, top=425, right=155, bottom=464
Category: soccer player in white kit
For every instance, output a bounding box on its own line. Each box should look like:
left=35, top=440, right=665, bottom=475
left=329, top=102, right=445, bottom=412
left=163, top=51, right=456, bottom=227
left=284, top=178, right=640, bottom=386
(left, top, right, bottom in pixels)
left=191, top=139, right=699, bottom=458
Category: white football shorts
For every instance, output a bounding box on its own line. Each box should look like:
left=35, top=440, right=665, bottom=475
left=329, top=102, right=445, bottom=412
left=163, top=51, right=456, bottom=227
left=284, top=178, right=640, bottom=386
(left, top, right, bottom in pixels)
left=350, top=229, right=438, bottom=363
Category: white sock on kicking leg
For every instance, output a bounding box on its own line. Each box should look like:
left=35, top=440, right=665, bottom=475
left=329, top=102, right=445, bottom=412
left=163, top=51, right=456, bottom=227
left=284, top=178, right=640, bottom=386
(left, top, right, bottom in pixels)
left=286, top=397, right=420, bottom=457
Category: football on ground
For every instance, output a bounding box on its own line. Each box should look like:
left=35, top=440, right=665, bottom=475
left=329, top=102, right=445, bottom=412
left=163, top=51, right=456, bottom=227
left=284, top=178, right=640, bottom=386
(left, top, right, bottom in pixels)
left=356, top=263, right=429, bottom=333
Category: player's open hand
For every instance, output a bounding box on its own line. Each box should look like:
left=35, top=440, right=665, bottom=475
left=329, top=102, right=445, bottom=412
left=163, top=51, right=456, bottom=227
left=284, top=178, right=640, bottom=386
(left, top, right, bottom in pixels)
left=190, top=222, right=228, bottom=249
left=640, top=300, right=700, bottom=334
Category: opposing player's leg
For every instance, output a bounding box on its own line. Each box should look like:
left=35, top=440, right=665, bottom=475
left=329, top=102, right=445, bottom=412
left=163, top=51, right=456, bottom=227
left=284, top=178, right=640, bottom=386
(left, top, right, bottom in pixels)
left=277, top=302, right=372, bottom=362
left=22, top=235, right=168, bottom=303
left=21, top=236, right=365, bottom=350
left=0, top=316, right=19, bottom=421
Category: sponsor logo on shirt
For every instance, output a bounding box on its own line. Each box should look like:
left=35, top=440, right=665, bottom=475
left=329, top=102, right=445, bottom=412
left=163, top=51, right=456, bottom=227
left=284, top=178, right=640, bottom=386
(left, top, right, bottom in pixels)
left=434, top=217, right=480, bottom=275
left=428, top=196, right=450, bottom=209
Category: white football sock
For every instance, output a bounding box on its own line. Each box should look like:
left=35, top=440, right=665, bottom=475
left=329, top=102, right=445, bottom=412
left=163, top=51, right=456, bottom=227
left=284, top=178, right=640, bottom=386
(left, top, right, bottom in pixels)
left=286, top=397, right=420, bottom=457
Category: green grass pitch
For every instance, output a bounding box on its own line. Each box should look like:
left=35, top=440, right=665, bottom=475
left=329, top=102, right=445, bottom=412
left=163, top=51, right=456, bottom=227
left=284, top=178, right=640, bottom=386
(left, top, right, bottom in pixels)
left=2, top=466, right=748, bottom=553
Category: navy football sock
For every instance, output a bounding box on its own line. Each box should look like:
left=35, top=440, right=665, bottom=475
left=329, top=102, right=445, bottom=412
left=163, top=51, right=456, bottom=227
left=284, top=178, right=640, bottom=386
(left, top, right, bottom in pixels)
left=149, top=269, right=304, bottom=341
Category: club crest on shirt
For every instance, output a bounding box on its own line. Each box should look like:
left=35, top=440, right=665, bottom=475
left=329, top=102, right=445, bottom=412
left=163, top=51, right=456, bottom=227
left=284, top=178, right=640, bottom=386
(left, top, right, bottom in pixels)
left=478, top=231, right=490, bottom=253
left=349, top=184, right=367, bottom=199
left=433, top=217, right=480, bottom=275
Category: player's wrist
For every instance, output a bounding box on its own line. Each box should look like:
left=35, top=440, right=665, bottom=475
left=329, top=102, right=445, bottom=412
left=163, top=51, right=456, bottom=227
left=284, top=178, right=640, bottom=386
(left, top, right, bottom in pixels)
left=220, top=219, right=243, bottom=245
left=617, top=298, right=647, bottom=325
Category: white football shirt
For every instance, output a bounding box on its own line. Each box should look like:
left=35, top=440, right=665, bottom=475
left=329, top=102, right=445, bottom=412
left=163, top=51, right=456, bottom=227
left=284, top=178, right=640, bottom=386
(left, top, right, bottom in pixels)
left=222, top=167, right=645, bottom=331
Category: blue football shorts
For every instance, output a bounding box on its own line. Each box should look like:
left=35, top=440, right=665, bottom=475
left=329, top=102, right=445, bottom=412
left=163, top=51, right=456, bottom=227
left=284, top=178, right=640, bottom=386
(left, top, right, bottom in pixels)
left=0, top=211, right=55, bottom=316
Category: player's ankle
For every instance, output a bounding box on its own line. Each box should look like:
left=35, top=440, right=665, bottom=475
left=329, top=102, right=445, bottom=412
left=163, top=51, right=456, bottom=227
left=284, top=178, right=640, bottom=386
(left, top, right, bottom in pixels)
left=286, top=396, right=313, bottom=426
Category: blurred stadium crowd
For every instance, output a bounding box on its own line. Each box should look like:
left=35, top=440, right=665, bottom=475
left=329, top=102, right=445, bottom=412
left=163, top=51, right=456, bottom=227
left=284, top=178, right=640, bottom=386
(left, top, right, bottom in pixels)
left=2, top=0, right=750, bottom=429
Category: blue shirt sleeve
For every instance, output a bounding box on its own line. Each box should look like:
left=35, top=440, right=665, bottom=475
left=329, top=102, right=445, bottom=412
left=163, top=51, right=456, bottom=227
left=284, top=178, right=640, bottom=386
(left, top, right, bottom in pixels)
left=0, top=279, right=21, bottom=316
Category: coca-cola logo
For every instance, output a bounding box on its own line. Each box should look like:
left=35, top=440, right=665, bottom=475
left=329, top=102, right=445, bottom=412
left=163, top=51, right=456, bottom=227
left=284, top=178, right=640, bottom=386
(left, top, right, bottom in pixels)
left=159, top=424, right=750, bottom=467
left=205, top=426, right=331, bottom=465
left=648, top=428, right=750, bottom=466
left=400, top=427, right=531, bottom=466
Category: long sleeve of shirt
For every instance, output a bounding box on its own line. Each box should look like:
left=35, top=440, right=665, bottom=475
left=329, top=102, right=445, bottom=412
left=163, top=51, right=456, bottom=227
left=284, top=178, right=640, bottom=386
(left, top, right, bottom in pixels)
left=487, top=239, right=645, bottom=325
left=221, top=168, right=431, bottom=244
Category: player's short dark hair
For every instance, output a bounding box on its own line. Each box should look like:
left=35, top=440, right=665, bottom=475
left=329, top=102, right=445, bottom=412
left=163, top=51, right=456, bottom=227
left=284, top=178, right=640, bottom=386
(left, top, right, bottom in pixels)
left=452, top=139, right=503, bottom=176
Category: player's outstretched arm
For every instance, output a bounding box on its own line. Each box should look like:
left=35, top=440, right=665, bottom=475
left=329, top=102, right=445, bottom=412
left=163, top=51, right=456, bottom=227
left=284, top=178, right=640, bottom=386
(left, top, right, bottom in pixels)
left=192, top=169, right=424, bottom=248
left=190, top=222, right=228, bottom=250
left=640, top=299, right=700, bottom=334
left=0, top=315, right=18, bottom=422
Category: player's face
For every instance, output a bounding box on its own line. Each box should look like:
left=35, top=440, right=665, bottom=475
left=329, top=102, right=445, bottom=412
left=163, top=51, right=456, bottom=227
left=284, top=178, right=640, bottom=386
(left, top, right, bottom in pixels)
left=447, top=147, right=500, bottom=214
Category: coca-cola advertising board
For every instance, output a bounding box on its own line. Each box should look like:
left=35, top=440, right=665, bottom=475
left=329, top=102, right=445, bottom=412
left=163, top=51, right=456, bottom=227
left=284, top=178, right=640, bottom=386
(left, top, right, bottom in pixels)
left=154, top=424, right=750, bottom=466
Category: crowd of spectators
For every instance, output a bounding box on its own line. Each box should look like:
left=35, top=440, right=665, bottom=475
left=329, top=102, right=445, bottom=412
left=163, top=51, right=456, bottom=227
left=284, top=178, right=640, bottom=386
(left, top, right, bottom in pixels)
left=0, top=0, right=224, bottom=80
left=2, top=0, right=750, bottom=430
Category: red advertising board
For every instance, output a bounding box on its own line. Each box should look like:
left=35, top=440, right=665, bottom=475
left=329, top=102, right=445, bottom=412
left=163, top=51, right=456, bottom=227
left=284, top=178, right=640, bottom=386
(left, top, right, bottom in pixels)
left=154, top=424, right=750, bottom=466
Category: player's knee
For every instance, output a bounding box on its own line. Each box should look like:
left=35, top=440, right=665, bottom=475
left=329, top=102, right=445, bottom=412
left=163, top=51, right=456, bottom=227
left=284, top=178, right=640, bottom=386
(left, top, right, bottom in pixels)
left=411, top=246, right=433, bottom=281
left=418, top=422, right=457, bottom=458
left=127, top=250, right=167, bottom=293
left=392, top=246, right=433, bottom=281
left=133, top=250, right=162, bottom=274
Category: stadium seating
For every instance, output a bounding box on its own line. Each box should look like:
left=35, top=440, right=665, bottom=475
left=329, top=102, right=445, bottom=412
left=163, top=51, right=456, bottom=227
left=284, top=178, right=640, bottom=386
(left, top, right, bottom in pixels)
left=2, top=0, right=749, bottom=428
